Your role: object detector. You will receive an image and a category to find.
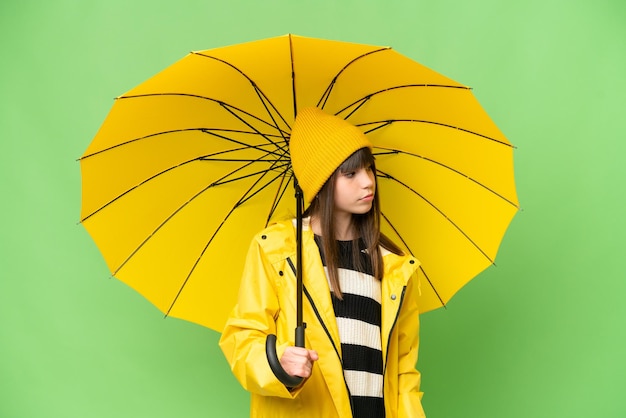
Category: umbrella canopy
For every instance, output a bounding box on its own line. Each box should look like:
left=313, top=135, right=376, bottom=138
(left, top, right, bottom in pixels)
left=80, top=34, right=519, bottom=333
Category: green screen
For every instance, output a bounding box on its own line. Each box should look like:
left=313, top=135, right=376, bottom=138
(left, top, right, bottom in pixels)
left=1, top=0, right=624, bottom=417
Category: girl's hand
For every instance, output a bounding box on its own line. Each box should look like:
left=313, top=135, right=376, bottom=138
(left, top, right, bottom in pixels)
left=279, top=346, right=319, bottom=378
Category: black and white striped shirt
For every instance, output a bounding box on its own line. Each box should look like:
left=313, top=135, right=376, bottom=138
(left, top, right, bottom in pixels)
left=314, top=236, right=385, bottom=418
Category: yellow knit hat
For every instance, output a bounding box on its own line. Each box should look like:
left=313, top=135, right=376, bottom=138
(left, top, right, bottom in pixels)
left=289, top=107, right=373, bottom=203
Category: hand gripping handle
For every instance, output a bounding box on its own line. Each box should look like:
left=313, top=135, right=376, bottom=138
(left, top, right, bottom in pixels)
left=265, top=324, right=306, bottom=387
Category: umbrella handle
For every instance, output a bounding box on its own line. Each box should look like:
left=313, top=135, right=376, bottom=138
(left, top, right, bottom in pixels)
left=265, top=324, right=306, bottom=388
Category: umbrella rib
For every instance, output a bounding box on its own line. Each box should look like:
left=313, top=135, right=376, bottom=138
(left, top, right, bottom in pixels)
left=211, top=162, right=291, bottom=188
left=362, top=119, right=513, bottom=148
left=334, top=84, right=471, bottom=118
left=233, top=149, right=293, bottom=226
left=374, top=147, right=519, bottom=208
left=233, top=165, right=293, bottom=219
left=80, top=143, right=287, bottom=222
left=81, top=128, right=287, bottom=223
left=80, top=127, right=286, bottom=161
left=199, top=41, right=300, bottom=223
left=200, top=128, right=289, bottom=159
left=81, top=157, right=199, bottom=223
left=317, top=46, right=390, bottom=109
left=265, top=169, right=294, bottom=226
left=377, top=169, right=495, bottom=265
left=381, top=210, right=447, bottom=308
left=191, top=51, right=292, bottom=132
left=216, top=102, right=288, bottom=151
left=418, top=265, right=446, bottom=309
left=380, top=210, right=414, bottom=254
left=117, top=92, right=289, bottom=137
left=110, top=152, right=282, bottom=277
left=222, top=140, right=293, bottom=223
left=164, top=154, right=292, bottom=317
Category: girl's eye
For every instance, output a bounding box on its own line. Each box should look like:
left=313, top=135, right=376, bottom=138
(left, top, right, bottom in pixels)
left=343, top=171, right=355, bottom=178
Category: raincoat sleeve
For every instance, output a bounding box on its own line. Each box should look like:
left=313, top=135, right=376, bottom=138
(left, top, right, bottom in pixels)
left=219, top=234, right=296, bottom=399
left=398, top=271, right=427, bottom=418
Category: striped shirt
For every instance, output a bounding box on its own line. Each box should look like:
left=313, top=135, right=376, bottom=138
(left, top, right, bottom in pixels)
left=314, top=236, right=385, bottom=418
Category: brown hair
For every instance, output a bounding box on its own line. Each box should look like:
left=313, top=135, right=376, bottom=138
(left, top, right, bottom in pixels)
left=304, top=147, right=404, bottom=299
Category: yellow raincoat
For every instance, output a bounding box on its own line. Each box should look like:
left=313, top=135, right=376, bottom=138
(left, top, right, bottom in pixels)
left=220, top=219, right=426, bottom=417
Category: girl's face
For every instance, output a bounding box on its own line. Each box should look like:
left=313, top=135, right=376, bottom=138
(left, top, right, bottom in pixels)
left=333, top=164, right=376, bottom=216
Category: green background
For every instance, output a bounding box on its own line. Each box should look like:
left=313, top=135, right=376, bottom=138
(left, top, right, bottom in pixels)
left=1, top=0, right=624, bottom=417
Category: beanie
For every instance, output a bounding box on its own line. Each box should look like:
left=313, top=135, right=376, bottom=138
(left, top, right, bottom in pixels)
left=289, top=107, right=373, bottom=203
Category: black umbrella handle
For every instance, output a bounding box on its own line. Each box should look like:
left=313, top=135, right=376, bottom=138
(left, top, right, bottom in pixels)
left=266, top=324, right=306, bottom=388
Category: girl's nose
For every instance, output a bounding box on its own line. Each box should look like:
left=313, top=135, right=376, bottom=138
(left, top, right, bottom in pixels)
left=360, top=169, right=374, bottom=187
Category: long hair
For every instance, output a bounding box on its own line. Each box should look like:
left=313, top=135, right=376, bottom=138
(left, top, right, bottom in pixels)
left=304, top=147, right=404, bottom=299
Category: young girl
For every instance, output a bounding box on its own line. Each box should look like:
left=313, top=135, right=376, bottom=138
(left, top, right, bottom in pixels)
left=219, top=107, right=426, bottom=418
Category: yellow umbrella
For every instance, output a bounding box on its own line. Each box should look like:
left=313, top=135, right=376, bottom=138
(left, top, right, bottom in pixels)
left=80, top=34, right=519, bottom=334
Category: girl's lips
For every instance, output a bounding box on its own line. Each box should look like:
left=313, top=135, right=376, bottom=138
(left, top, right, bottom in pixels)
left=360, top=194, right=374, bottom=201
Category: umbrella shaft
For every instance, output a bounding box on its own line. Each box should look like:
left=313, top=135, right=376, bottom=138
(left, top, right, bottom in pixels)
left=295, top=182, right=304, bottom=327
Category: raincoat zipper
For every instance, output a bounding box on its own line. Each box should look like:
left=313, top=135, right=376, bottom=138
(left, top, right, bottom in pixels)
left=287, top=257, right=355, bottom=415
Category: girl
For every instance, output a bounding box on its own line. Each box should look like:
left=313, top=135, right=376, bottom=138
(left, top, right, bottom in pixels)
left=219, top=107, right=426, bottom=418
